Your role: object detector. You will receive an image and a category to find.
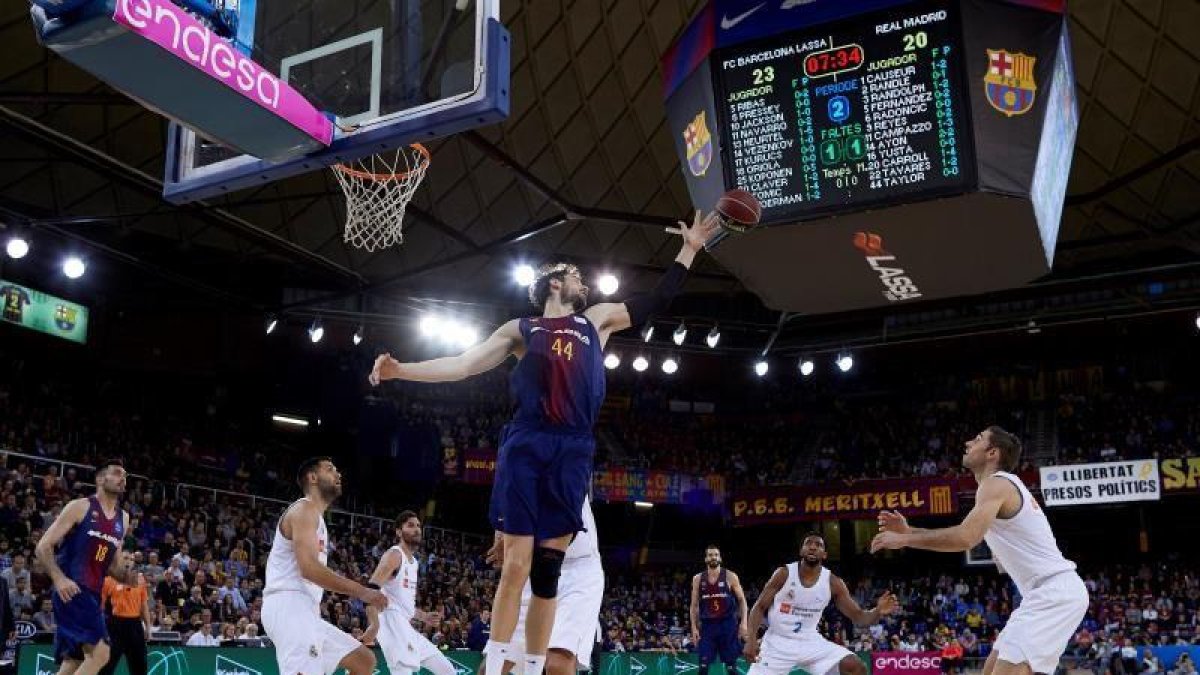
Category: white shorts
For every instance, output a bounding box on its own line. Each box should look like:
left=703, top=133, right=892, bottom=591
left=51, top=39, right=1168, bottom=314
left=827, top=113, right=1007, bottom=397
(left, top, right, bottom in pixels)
left=749, top=634, right=854, bottom=675
left=377, top=610, right=449, bottom=671
left=994, top=571, right=1089, bottom=674
left=495, top=557, right=605, bottom=671
left=262, top=591, right=362, bottom=675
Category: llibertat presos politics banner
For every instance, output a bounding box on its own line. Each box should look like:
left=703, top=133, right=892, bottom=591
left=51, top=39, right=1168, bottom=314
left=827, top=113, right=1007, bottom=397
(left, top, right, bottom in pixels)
left=1039, top=459, right=1160, bottom=507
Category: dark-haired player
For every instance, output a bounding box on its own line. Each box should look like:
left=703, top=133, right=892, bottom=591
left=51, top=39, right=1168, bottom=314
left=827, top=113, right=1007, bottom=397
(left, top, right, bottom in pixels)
left=261, top=457, right=388, bottom=675
left=872, top=426, right=1088, bottom=675
left=745, top=534, right=896, bottom=675
left=35, top=459, right=131, bottom=675
left=369, top=211, right=720, bottom=675
left=690, top=545, right=749, bottom=675
left=363, top=510, right=454, bottom=675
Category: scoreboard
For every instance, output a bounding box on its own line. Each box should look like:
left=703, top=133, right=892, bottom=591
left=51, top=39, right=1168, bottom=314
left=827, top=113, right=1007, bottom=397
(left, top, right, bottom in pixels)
left=714, top=1, right=973, bottom=223
left=662, top=0, right=1075, bottom=314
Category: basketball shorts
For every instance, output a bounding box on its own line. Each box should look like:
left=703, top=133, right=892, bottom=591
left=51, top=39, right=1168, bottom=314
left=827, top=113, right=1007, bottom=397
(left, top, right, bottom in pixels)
left=53, top=588, right=108, bottom=663
left=748, top=634, right=854, bottom=675
left=994, top=571, right=1089, bottom=674
left=377, top=609, right=451, bottom=673
left=499, top=556, right=605, bottom=672
left=488, top=425, right=593, bottom=540
left=699, top=616, right=742, bottom=667
left=263, top=590, right=361, bottom=675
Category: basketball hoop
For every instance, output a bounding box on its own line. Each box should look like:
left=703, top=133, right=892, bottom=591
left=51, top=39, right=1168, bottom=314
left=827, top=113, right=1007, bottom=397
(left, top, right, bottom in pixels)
left=332, top=143, right=430, bottom=252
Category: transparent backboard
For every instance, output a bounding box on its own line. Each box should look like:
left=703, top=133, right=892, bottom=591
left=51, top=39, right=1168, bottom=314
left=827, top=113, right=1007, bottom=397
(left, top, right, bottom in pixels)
left=164, top=0, right=507, bottom=203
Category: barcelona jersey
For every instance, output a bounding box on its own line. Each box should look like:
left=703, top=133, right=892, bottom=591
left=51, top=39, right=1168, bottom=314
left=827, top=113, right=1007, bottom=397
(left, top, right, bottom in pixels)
left=699, top=569, right=734, bottom=620
left=57, top=496, right=124, bottom=594
left=509, top=314, right=605, bottom=433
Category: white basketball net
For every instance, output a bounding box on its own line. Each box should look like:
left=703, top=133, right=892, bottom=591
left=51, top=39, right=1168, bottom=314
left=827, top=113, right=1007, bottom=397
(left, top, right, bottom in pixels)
left=332, top=143, right=430, bottom=252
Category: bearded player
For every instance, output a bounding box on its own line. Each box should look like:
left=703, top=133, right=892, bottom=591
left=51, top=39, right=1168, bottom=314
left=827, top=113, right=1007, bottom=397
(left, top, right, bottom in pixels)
left=690, top=545, right=749, bottom=675
left=363, top=510, right=455, bottom=675
left=35, top=459, right=133, bottom=675
left=370, top=211, right=720, bottom=675
left=744, top=534, right=897, bottom=675
left=871, top=426, right=1089, bottom=675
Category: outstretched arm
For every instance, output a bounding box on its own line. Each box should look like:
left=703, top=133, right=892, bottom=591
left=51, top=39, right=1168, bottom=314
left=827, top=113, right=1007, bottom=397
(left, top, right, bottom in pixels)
left=831, top=574, right=898, bottom=627
left=370, top=319, right=521, bottom=385
left=585, top=210, right=721, bottom=341
left=871, top=477, right=1011, bottom=553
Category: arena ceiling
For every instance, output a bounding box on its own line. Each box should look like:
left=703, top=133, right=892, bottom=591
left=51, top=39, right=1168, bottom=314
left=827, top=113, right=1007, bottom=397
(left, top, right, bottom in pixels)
left=0, top=1, right=1198, bottom=349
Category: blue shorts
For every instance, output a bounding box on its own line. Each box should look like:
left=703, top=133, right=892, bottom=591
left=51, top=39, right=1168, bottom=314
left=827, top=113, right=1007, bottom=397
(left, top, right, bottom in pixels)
left=698, top=616, right=741, bottom=668
left=488, top=425, right=594, bottom=540
left=53, top=588, right=108, bottom=663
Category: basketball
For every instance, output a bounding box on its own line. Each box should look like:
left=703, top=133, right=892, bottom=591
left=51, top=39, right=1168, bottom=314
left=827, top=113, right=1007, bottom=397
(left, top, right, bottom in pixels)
left=715, top=189, right=762, bottom=233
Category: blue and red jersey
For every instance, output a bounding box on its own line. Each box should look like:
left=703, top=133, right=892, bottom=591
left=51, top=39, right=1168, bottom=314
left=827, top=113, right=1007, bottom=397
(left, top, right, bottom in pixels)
left=56, top=496, right=123, bottom=595
left=699, top=569, right=734, bottom=621
left=509, top=314, right=605, bottom=433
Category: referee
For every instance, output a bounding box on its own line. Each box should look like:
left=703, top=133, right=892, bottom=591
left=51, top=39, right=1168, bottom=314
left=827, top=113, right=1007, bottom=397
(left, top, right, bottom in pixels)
left=99, top=552, right=151, bottom=675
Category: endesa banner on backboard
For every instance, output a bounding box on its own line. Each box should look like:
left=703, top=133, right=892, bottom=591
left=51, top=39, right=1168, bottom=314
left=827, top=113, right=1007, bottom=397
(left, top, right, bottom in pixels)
left=731, top=478, right=958, bottom=526
left=1039, top=459, right=1161, bottom=507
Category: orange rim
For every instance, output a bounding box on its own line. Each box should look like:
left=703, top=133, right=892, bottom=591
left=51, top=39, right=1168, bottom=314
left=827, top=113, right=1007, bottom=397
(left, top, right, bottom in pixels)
left=333, top=143, right=430, bottom=182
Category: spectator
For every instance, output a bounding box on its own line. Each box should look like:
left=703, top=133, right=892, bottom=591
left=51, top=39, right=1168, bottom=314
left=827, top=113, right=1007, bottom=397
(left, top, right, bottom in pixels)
left=940, top=639, right=964, bottom=675
left=32, top=598, right=55, bottom=632
left=7, top=577, right=34, bottom=614
left=0, top=554, right=30, bottom=590
left=1143, top=649, right=1162, bottom=674
left=186, top=623, right=219, bottom=647
left=1172, top=653, right=1196, bottom=675
left=467, top=609, right=490, bottom=651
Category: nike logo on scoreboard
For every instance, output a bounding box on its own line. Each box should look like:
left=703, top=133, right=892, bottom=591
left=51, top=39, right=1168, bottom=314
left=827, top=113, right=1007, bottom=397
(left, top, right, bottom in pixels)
left=720, top=3, right=766, bottom=30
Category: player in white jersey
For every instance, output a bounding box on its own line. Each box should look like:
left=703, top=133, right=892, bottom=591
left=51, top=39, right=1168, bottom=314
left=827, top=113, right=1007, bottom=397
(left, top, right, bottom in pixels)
left=262, top=458, right=388, bottom=675
left=483, top=496, right=604, bottom=675
left=871, top=426, right=1090, bottom=675
left=745, top=534, right=897, bottom=675
left=362, top=511, right=455, bottom=675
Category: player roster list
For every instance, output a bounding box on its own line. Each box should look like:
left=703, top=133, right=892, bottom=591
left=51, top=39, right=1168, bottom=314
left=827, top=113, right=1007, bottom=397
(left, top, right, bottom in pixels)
left=715, top=2, right=974, bottom=224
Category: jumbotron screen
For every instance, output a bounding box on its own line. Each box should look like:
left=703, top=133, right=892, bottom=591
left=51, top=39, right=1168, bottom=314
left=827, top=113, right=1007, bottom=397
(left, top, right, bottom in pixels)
left=713, top=0, right=975, bottom=224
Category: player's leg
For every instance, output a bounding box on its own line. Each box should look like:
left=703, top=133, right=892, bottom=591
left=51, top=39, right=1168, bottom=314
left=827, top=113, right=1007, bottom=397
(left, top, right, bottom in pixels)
left=334, top=645, right=377, bottom=675
left=546, top=648, right=578, bottom=675
left=981, top=651, right=1001, bottom=675
left=96, top=622, right=124, bottom=675
left=524, top=434, right=592, bottom=675
left=523, top=533, right=571, bottom=674
left=486, top=433, right=543, bottom=675
left=719, top=618, right=742, bottom=675
left=698, top=623, right=718, bottom=675
left=56, top=661, right=82, bottom=675
left=73, top=640, right=112, bottom=675
left=836, top=654, right=868, bottom=675
left=989, top=659, right=1034, bottom=675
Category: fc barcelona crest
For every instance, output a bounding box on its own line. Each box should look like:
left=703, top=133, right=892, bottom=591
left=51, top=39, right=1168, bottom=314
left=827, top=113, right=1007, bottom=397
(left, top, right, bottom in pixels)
left=984, top=49, right=1037, bottom=117
left=683, top=111, right=713, bottom=177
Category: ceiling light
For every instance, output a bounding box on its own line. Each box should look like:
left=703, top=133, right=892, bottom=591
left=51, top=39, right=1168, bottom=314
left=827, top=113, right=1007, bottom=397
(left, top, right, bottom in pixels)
left=632, top=356, right=649, bottom=372
left=705, top=325, right=720, bottom=349
left=5, top=236, right=29, bottom=260
left=62, top=256, right=85, bottom=279
left=672, top=323, right=687, bottom=346
left=265, top=315, right=278, bottom=335
left=754, top=360, right=769, bottom=377
left=799, top=359, right=815, bottom=377
left=641, top=324, right=654, bottom=342
left=836, top=353, right=854, bottom=372
left=604, top=353, right=620, bottom=370
left=514, top=264, right=536, bottom=287
left=661, top=357, right=678, bottom=375
left=597, top=274, right=619, bottom=296
left=352, top=325, right=364, bottom=345
left=308, top=319, right=324, bottom=343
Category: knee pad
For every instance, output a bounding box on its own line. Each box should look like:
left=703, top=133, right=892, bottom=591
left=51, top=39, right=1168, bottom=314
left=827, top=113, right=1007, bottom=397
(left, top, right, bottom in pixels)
left=529, top=546, right=566, bottom=598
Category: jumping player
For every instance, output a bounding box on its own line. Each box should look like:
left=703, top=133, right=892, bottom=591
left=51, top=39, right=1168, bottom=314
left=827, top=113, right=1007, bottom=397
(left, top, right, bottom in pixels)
left=370, top=210, right=720, bottom=675
left=483, top=496, right=605, bottom=675
left=871, top=426, right=1089, bottom=675
left=690, top=545, right=749, bottom=675
left=35, top=459, right=132, bottom=675
left=744, top=534, right=897, bottom=675
left=362, top=510, right=455, bottom=675
left=261, top=457, right=388, bottom=675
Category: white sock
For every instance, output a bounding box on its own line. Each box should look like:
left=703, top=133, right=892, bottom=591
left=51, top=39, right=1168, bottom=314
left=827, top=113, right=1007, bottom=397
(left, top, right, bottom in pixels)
left=524, top=655, right=546, bottom=675
left=485, top=641, right=511, bottom=675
